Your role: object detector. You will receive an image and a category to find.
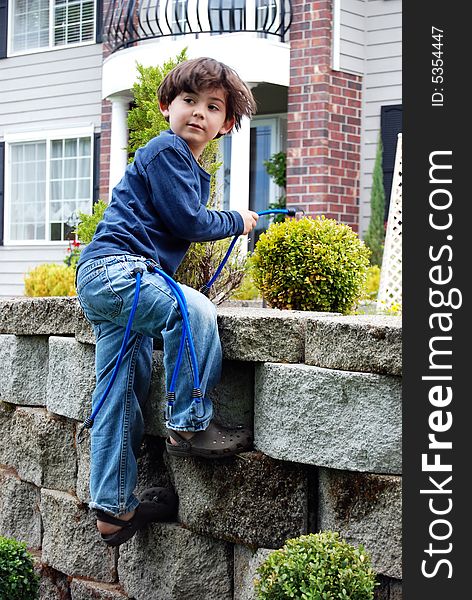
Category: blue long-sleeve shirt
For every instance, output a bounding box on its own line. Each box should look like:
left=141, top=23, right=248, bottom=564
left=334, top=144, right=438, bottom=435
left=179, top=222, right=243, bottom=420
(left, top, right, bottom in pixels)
left=78, top=130, right=244, bottom=275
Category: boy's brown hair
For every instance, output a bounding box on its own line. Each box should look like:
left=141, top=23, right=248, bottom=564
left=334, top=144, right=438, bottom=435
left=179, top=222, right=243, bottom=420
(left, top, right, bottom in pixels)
left=157, top=57, right=257, bottom=133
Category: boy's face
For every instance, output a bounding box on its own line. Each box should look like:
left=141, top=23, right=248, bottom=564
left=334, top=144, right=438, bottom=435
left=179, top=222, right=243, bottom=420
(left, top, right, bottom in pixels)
left=160, top=87, right=234, bottom=158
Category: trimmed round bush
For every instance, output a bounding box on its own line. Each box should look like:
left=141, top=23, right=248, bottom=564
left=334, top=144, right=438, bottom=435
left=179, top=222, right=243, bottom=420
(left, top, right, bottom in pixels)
left=24, top=263, right=76, bottom=297
left=254, top=531, right=377, bottom=600
left=0, top=536, right=39, bottom=600
left=251, top=216, right=371, bottom=313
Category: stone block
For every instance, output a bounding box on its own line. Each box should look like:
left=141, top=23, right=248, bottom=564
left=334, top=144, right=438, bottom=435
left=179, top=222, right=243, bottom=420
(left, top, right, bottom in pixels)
left=118, top=522, right=233, bottom=600
left=75, top=312, right=96, bottom=344
left=374, top=576, right=403, bottom=600
left=136, top=435, right=173, bottom=494
left=41, top=488, right=117, bottom=582
left=75, top=425, right=91, bottom=503
left=166, top=451, right=308, bottom=548
left=35, top=562, right=71, bottom=600
left=234, top=545, right=273, bottom=600
left=70, top=579, right=128, bottom=599
left=305, top=315, right=402, bottom=375
left=255, top=363, right=402, bottom=474
left=0, top=467, right=42, bottom=548
left=143, top=350, right=166, bottom=437
left=46, top=336, right=95, bottom=421
left=0, top=296, right=79, bottom=336
left=10, top=407, right=77, bottom=491
left=0, top=334, right=49, bottom=406
left=389, top=578, right=403, bottom=599
left=0, top=401, right=15, bottom=467
left=208, top=360, right=254, bottom=429
left=144, top=355, right=255, bottom=437
left=217, top=307, right=336, bottom=363
left=318, top=468, right=402, bottom=579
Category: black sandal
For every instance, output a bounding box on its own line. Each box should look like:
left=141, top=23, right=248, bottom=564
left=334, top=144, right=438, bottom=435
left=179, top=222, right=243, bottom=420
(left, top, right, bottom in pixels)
left=166, top=421, right=253, bottom=458
left=96, top=487, right=178, bottom=547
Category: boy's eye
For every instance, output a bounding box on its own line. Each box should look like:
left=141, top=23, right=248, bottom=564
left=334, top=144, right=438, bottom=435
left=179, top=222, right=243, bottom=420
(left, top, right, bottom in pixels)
left=184, top=97, right=194, bottom=104
left=209, top=104, right=219, bottom=111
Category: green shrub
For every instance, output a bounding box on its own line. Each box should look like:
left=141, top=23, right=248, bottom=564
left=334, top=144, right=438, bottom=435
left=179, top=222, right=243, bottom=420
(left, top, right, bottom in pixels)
left=0, top=536, right=39, bottom=600
left=362, top=265, right=381, bottom=300
left=229, top=266, right=260, bottom=301
left=24, top=263, right=76, bottom=297
left=251, top=216, right=370, bottom=313
left=254, top=531, right=377, bottom=600
left=364, top=135, right=386, bottom=266
left=76, top=199, right=108, bottom=245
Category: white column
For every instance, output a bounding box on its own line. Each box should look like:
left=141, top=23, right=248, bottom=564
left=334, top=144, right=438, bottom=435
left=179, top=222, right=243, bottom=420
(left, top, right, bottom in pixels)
left=229, top=115, right=251, bottom=212
left=229, top=116, right=251, bottom=253
left=108, top=95, right=130, bottom=199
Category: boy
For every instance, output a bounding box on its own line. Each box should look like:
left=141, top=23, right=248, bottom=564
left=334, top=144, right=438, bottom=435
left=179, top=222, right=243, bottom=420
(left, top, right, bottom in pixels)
left=76, top=57, right=259, bottom=546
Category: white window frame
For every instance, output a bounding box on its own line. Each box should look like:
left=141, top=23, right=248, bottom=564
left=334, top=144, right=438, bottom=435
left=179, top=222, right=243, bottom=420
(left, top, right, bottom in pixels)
left=7, top=0, right=97, bottom=57
left=249, top=114, right=286, bottom=207
left=4, top=126, right=94, bottom=246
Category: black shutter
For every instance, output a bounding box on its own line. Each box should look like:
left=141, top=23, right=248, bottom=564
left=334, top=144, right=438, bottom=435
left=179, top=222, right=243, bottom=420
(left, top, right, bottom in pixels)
left=0, top=142, right=5, bottom=245
left=380, top=104, right=402, bottom=220
left=96, top=0, right=103, bottom=44
left=0, top=0, right=8, bottom=59
left=93, top=132, right=101, bottom=204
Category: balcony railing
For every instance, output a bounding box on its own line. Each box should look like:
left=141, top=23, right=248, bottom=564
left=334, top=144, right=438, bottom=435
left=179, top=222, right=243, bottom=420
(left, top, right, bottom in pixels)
left=104, top=0, right=293, bottom=52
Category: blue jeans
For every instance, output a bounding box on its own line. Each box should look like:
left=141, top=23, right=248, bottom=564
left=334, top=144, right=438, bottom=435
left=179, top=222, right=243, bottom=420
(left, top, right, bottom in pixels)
left=76, top=255, right=221, bottom=515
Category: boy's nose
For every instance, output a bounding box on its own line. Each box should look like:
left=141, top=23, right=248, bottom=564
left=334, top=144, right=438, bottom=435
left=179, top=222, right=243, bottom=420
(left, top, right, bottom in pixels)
left=192, top=106, right=204, bottom=118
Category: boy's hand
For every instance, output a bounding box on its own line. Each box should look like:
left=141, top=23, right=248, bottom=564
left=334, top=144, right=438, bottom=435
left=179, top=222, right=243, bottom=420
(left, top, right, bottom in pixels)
left=238, top=210, right=259, bottom=235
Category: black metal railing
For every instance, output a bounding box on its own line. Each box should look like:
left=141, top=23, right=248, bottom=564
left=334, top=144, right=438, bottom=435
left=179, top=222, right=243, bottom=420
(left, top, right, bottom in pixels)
left=104, top=0, right=292, bottom=52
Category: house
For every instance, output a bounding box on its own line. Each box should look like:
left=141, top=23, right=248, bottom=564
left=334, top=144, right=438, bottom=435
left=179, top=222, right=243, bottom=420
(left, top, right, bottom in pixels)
left=0, top=0, right=401, bottom=297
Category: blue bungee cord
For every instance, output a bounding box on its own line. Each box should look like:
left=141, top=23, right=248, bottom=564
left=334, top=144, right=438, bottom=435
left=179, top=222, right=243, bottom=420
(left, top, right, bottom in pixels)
left=77, top=207, right=302, bottom=443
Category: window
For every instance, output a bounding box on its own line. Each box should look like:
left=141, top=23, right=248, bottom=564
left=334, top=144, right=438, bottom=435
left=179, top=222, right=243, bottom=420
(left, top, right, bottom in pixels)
left=171, top=0, right=188, bottom=35
left=256, top=0, right=277, bottom=37
left=208, top=0, right=245, bottom=33
left=6, top=131, right=93, bottom=243
left=248, top=115, right=287, bottom=250
left=10, top=0, right=95, bottom=54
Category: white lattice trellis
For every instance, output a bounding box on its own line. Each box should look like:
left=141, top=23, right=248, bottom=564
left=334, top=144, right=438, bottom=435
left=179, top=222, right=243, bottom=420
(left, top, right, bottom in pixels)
left=377, top=133, right=402, bottom=309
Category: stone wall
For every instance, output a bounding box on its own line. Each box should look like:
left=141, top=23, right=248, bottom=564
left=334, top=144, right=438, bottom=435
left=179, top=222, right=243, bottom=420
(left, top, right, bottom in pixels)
left=0, top=298, right=402, bottom=600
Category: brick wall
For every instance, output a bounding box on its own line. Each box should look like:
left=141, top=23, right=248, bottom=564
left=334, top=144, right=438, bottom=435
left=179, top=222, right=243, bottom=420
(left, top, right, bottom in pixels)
left=286, top=0, right=362, bottom=232
left=98, top=0, right=114, bottom=202
left=99, top=99, right=112, bottom=202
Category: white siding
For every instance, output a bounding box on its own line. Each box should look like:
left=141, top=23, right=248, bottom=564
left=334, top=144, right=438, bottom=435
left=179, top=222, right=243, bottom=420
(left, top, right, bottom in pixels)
left=0, top=44, right=102, bottom=136
left=0, top=246, right=70, bottom=297
left=339, top=0, right=366, bottom=75
left=359, top=0, right=402, bottom=235
left=0, top=43, right=102, bottom=296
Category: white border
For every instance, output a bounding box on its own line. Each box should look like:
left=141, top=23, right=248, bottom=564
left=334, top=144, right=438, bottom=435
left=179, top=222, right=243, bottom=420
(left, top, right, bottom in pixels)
left=7, top=0, right=97, bottom=57
left=332, top=0, right=341, bottom=72
left=4, top=125, right=94, bottom=246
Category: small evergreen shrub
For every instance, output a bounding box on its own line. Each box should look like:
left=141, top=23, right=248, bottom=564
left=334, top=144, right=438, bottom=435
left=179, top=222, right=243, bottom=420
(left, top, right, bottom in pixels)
left=251, top=216, right=370, bottom=313
left=0, top=536, right=39, bottom=600
left=364, top=135, right=386, bottom=266
left=24, top=263, right=76, bottom=297
left=254, top=531, right=377, bottom=600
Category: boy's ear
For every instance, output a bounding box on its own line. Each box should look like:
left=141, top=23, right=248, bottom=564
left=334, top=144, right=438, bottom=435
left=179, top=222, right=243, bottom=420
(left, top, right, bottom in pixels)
left=218, top=116, right=235, bottom=136
left=159, top=101, right=169, bottom=119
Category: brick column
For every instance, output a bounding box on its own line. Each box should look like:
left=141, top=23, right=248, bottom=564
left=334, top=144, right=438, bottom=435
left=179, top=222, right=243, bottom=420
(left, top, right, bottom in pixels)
left=98, top=0, right=113, bottom=202
left=286, top=0, right=362, bottom=231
